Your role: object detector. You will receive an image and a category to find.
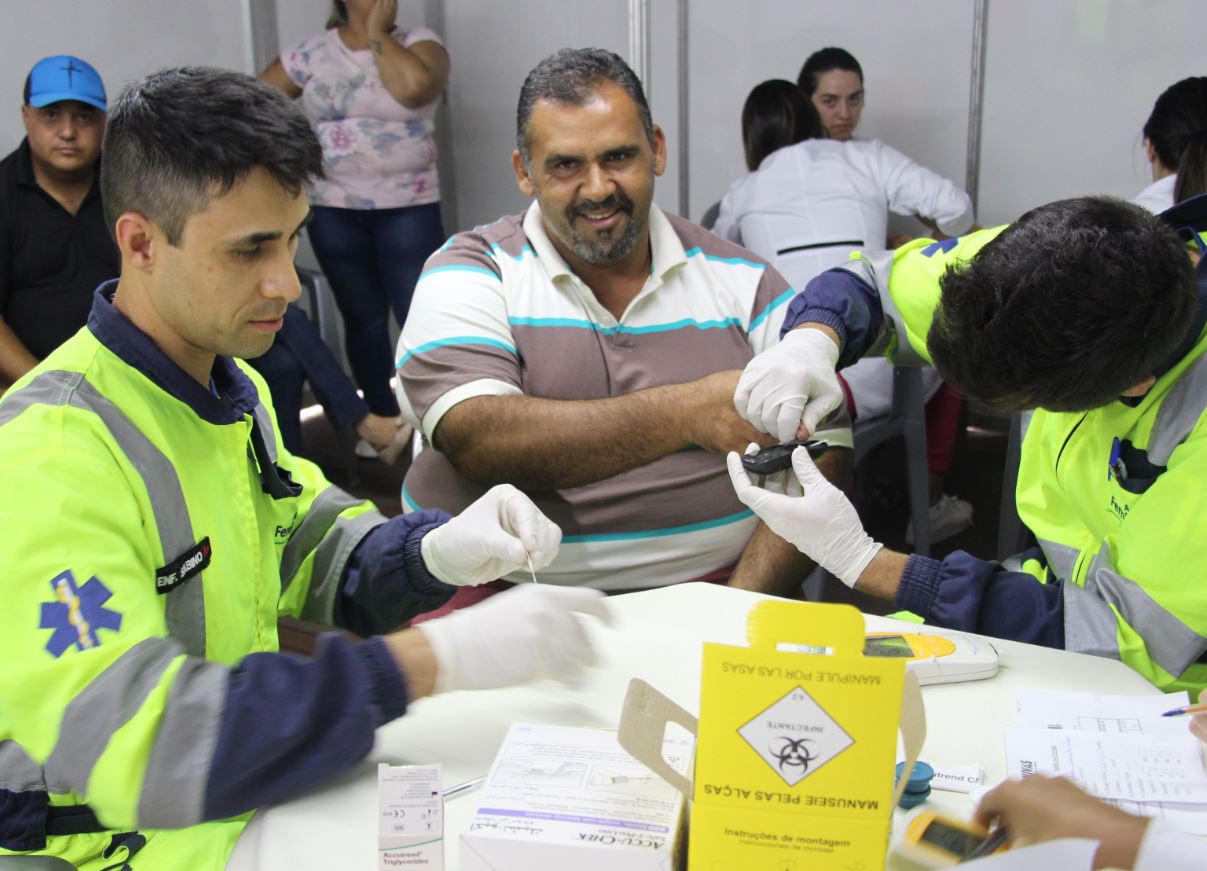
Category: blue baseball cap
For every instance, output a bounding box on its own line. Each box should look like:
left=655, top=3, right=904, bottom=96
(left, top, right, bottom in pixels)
left=23, top=55, right=106, bottom=112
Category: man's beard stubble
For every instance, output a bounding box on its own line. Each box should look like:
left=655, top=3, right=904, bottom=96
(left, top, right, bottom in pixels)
left=564, top=191, right=642, bottom=264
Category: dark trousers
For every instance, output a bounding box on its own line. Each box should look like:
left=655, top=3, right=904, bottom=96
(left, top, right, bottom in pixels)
left=249, top=306, right=370, bottom=456
left=307, top=202, right=445, bottom=417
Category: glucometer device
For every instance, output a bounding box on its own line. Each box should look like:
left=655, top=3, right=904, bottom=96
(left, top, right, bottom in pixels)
left=740, top=441, right=829, bottom=476
left=863, top=632, right=999, bottom=686
left=897, top=812, right=1006, bottom=867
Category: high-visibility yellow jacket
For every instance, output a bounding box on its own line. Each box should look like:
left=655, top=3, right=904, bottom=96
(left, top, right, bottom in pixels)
left=0, top=286, right=453, bottom=868
left=780, top=227, right=1207, bottom=694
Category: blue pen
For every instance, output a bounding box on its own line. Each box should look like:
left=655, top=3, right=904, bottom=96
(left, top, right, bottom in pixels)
left=1161, top=702, right=1207, bottom=717
left=1108, top=437, right=1123, bottom=481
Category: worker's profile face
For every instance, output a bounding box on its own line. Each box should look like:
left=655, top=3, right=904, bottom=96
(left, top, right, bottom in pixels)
left=810, top=70, right=863, bottom=141
left=154, top=167, right=307, bottom=365
left=21, top=100, right=104, bottom=177
left=513, top=83, right=666, bottom=269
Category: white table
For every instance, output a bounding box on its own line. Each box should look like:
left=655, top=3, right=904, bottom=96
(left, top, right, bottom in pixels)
left=226, top=583, right=1159, bottom=869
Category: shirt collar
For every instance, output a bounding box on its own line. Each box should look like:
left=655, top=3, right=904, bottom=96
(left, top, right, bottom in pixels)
left=86, top=280, right=262, bottom=425
left=522, top=200, right=687, bottom=282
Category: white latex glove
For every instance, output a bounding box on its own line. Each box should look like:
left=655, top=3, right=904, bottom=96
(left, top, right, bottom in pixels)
left=420, top=484, right=561, bottom=586
left=733, top=328, right=843, bottom=442
left=415, top=585, right=611, bottom=693
left=726, top=446, right=882, bottom=587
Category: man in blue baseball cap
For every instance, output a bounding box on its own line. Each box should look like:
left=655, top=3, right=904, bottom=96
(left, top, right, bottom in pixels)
left=0, top=55, right=117, bottom=392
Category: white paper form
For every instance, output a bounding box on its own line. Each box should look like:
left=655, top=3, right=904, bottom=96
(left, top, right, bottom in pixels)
left=1006, top=690, right=1207, bottom=835
left=1004, top=728, right=1207, bottom=802
left=1015, top=690, right=1191, bottom=737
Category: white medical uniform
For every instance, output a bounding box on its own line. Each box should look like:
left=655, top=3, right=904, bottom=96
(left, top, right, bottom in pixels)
left=713, top=138, right=974, bottom=419
left=1132, top=174, right=1177, bottom=214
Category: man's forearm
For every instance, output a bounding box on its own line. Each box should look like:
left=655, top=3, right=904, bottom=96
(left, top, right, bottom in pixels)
left=0, top=318, right=38, bottom=384
left=434, top=385, right=694, bottom=490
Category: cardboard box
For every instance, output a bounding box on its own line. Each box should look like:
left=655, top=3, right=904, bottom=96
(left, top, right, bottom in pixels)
left=460, top=723, right=691, bottom=871
left=618, top=600, right=926, bottom=871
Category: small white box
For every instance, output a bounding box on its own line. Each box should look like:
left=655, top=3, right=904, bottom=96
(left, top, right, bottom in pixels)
left=378, top=763, right=443, bottom=870
left=461, top=723, right=690, bottom=871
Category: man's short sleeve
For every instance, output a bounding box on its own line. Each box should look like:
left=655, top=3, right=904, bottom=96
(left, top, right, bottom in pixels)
left=394, top=231, right=522, bottom=441
left=745, top=263, right=796, bottom=356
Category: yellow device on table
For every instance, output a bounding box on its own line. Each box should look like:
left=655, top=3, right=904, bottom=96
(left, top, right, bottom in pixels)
left=687, top=600, right=925, bottom=871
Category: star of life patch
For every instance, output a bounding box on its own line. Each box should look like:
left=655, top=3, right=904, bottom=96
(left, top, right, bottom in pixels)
left=39, top=570, right=122, bottom=657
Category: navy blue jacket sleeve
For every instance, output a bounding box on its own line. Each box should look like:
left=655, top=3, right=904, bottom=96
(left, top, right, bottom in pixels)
left=779, top=268, right=885, bottom=370
left=200, top=511, right=458, bottom=822
left=335, top=508, right=457, bottom=636
left=202, top=634, right=408, bottom=821
left=893, top=549, right=1065, bottom=649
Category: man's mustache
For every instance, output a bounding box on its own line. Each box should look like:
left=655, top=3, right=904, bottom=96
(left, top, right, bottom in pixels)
left=567, top=193, right=634, bottom=221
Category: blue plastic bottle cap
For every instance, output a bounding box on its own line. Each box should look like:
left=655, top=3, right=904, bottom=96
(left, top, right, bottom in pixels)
left=895, top=760, right=935, bottom=790
left=897, top=786, right=931, bottom=809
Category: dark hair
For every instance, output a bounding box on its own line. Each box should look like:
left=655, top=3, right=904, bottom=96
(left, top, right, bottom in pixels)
left=326, top=0, right=348, bottom=29
left=101, top=67, right=322, bottom=245
left=1143, top=77, right=1207, bottom=203
left=516, top=48, right=654, bottom=166
left=928, top=197, right=1196, bottom=412
left=741, top=79, right=822, bottom=171
left=797, top=47, right=863, bottom=96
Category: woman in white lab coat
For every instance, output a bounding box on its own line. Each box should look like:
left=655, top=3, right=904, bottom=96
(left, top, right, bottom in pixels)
left=713, top=80, right=973, bottom=542
left=1133, top=76, right=1207, bottom=214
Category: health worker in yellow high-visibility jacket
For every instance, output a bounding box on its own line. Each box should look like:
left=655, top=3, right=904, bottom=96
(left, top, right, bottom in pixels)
left=0, top=67, right=609, bottom=870
left=728, top=195, right=1207, bottom=694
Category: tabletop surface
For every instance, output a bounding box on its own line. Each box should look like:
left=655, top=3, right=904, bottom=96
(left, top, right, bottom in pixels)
left=226, top=582, right=1160, bottom=870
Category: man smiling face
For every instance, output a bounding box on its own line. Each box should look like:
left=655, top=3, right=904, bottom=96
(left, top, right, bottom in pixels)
left=512, top=82, right=666, bottom=272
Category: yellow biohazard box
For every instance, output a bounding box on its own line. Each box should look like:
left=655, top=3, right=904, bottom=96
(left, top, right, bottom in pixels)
left=619, top=599, right=925, bottom=871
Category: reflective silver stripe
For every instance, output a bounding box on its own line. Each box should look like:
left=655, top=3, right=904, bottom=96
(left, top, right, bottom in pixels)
left=840, top=251, right=927, bottom=367
left=1061, top=582, right=1122, bottom=660
left=0, top=370, right=207, bottom=656
left=1147, top=352, right=1207, bottom=465
left=252, top=401, right=280, bottom=463
left=1018, top=408, right=1034, bottom=442
left=300, top=511, right=387, bottom=625
left=43, top=638, right=182, bottom=797
left=1036, top=537, right=1079, bottom=581
left=1081, top=542, right=1207, bottom=677
left=0, top=741, right=49, bottom=793
left=279, top=485, right=381, bottom=594
left=138, top=657, right=229, bottom=827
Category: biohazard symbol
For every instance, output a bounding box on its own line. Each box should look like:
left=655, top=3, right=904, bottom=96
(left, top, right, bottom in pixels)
left=770, top=736, right=819, bottom=775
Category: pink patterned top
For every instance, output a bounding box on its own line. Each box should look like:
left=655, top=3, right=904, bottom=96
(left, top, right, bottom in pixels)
left=282, top=26, right=444, bottom=210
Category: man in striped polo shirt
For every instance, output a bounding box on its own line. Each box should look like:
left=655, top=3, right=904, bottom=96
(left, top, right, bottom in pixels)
left=396, top=48, right=852, bottom=596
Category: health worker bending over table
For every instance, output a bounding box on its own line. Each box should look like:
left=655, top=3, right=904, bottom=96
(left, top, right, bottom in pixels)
left=729, top=196, right=1207, bottom=694
left=0, top=67, right=607, bottom=871
left=396, top=48, right=852, bottom=596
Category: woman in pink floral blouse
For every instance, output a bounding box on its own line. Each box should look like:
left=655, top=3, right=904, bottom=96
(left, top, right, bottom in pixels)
left=262, top=0, right=449, bottom=443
